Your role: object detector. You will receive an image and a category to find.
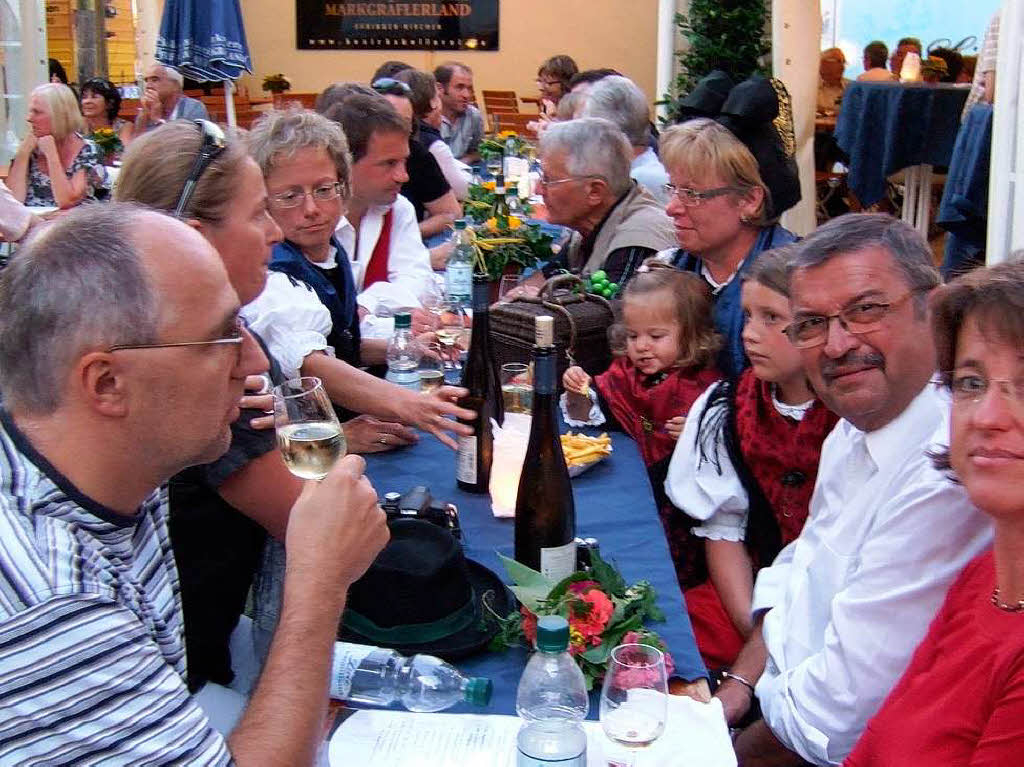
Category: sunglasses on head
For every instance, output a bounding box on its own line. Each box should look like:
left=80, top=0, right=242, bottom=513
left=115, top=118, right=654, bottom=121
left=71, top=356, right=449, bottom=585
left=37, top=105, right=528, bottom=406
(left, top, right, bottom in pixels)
left=174, top=119, right=227, bottom=217
left=372, top=78, right=412, bottom=97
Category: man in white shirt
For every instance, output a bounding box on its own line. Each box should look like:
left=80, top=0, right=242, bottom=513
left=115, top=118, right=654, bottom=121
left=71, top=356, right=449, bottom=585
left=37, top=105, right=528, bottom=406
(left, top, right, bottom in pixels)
left=323, top=93, right=435, bottom=337
left=721, top=213, right=991, bottom=766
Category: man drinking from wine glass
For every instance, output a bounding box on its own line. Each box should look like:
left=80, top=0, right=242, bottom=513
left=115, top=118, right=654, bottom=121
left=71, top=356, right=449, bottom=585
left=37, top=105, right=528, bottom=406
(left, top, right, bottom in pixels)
left=0, top=203, right=390, bottom=766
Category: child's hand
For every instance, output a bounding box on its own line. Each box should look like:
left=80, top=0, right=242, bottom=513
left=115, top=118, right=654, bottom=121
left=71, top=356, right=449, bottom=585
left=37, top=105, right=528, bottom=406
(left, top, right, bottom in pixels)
left=665, top=415, right=686, bottom=440
left=563, top=366, right=592, bottom=397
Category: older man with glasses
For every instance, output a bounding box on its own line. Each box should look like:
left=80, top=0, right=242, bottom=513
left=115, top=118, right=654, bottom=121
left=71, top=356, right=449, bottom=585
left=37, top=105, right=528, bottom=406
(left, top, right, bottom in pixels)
left=716, top=213, right=991, bottom=767
left=0, top=203, right=389, bottom=765
left=521, top=117, right=676, bottom=290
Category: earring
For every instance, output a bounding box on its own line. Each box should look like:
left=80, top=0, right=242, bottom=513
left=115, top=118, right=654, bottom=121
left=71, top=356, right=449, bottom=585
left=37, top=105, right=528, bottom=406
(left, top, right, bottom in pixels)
left=739, top=213, right=752, bottom=224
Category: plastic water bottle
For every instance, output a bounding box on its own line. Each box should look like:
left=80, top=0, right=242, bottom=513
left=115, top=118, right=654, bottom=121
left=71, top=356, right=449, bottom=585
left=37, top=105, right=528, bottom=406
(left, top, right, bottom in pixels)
left=446, top=219, right=474, bottom=304
left=516, top=616, right=589, bottom=766
left=329, top=642, right=492, bottom=712
left=385, top=312, right=422, bottom=391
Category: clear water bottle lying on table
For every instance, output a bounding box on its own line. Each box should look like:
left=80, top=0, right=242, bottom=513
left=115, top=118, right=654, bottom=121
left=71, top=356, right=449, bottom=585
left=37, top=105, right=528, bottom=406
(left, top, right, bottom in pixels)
left=329, top=642, right=492, bottom=712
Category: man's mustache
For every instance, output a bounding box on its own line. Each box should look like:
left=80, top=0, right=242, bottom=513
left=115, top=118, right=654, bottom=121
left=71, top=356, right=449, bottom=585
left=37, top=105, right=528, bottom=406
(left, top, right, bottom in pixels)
left=821, top=351, right=886, bottom=383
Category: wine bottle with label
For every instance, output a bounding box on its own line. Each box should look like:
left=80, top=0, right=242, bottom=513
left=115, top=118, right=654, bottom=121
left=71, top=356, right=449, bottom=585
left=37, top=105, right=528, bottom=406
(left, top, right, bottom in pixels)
left=456, top=274, right=504, bottom=493
left=515, top=316, right=577, bottom=581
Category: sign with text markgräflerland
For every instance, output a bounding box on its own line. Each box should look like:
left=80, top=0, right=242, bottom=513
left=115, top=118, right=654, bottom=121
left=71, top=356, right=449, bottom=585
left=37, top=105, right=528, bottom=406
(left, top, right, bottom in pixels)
left=297, top=1, right=499, bottom=51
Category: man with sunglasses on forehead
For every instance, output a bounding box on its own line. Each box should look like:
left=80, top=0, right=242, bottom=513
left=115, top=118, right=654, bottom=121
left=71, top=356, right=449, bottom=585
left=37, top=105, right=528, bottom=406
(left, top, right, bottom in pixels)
left=719, top=214, right=990, bottom=767
left=0, top=203, right=389, bottom=765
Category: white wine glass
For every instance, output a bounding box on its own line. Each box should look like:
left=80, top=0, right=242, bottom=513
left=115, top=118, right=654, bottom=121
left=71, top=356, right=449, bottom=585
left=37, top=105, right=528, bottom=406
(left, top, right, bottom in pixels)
left=436, top=300, right=468, bottom=383
left=600, top=644, right=669, bottom=766
left=418, top=342, right=445, bottom=392
left=273, top=377, right=345, bottom=480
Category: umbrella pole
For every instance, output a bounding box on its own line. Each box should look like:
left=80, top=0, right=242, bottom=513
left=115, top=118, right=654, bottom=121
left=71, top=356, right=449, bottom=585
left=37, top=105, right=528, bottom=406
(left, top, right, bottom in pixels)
left=224, top=80, right=237, bottom=128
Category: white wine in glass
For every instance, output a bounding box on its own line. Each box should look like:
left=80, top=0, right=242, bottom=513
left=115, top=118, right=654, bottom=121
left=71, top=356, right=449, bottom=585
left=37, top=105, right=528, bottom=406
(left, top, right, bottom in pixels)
left=274, top=377, right=345, bottom=480
left=600, top=644, right=669, bottom=766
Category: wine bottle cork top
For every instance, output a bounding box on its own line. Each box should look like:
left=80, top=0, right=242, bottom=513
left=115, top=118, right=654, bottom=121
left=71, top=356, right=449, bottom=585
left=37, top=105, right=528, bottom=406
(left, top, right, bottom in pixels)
left=535, top=315, right=554, bottom=347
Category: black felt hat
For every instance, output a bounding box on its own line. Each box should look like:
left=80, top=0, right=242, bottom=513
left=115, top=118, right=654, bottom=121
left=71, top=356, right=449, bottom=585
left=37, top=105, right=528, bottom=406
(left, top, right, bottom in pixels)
left=338, top=519, right=512, bottom=660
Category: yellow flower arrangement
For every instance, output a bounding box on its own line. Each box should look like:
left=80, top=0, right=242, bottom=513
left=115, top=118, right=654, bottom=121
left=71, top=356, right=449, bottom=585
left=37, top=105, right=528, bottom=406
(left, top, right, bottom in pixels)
left=484, top=215, right=522, bottom=233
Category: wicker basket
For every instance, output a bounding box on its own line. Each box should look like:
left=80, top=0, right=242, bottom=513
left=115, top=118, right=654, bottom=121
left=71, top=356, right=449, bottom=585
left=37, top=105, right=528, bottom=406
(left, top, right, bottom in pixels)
left=489, top=274, right=617, bottom=385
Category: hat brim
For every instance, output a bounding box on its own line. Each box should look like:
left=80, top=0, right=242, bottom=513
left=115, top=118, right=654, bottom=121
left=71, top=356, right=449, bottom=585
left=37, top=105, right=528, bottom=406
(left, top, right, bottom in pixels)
left=338, top=557, right=513, bottom=661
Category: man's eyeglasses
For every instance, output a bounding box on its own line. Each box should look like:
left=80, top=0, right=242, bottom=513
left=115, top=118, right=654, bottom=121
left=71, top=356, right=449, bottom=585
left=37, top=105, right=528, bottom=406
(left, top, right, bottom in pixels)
left=537, top=171, right=604, bottom=188
left=372, top=78, right=412, bottom=96
left=174, top=120, right=227, bottom=217
left=270, top=182, right=345, bottom=209
left=783, top=291, right=919, bottom=348
left=662, top=184, right=744, bottom=207
left=949, top=372, right=1024, bottom=413
left=107, top=316, right=250, bottom=355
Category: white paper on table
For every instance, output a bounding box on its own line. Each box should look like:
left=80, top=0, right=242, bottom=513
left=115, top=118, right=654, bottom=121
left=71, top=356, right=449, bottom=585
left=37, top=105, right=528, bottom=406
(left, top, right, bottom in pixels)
left=328, top=697, right=735, bottom=767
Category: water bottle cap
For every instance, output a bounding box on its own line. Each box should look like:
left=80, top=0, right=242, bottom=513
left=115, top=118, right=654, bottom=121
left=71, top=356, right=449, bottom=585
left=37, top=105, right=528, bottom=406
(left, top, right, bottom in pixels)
left=454, top=218, right=467, bottom=230
left=464, top=676, right=493, bottom=706
left=535, top=615, right=570, bottom=652
left=394, top=312, right=412, bottom=329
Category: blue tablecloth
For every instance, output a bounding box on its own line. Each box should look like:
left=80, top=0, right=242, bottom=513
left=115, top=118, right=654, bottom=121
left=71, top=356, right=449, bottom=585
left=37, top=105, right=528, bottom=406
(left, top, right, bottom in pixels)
left=835, top=82, right=969, bottom=207
left=937, top=104, right=992, bottom=278
left=362, top=426, right=705, bottom=719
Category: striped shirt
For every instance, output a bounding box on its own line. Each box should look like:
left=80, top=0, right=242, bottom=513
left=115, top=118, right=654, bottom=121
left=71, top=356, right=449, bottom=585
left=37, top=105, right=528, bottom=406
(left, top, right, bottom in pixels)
left=0, top=409, right=232, bottom=765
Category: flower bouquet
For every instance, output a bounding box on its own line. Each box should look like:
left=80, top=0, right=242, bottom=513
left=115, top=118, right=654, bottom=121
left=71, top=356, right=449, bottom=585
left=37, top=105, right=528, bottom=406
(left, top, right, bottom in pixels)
left=477, top=130, right=529, bottom=162
left=488, top=549, right=674, bottom=690
left=262, top=73, right=292, bottom=94
left=461, top=183, right=554, bottom=280
left=88, top=127, right=121, bottom=161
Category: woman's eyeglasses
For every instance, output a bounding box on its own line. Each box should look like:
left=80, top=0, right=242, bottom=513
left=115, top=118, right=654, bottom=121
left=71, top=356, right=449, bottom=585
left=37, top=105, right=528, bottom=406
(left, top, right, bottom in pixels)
left=270, top=182, right=345, bottom=209
left=662, top=184, right=744, bottom=207
left=174, top=120, right=227, bottom=217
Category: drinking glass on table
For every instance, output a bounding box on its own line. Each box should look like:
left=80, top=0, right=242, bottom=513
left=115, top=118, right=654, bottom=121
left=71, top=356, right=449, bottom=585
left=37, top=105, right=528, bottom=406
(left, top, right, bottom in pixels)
left=437, top=299, right=469, bottom=383
left=418, top=342, right=445, bottom=392
left=273, top=376, right=345, bottom=480
left=485, top=153, right=502, bottom=180
left=600, top=644, right=669, bottom=766
left=501, top=362, right=533, bottom=414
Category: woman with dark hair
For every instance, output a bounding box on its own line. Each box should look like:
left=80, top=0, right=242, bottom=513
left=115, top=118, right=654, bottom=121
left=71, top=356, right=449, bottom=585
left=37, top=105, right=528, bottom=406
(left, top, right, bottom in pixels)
left=80, top=77, right=134, bottom=153
left=48, top=58, right=68, bottom=85
left=395, top=68, right=468, bottom=199
left=845, top=262, right=1024, bottom=766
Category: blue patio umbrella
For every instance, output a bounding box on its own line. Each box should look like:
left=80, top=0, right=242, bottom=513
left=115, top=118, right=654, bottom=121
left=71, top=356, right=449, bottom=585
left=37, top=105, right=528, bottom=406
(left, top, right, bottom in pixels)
left=155, top=0, right=252, bottom=126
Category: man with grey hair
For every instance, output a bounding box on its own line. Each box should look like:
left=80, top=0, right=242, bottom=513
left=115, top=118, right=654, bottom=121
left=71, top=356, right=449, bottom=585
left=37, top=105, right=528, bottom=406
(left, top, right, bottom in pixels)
left=527, top=117, right=676, bottom=287
left=717, top=213, right=990, bottom=766
left=580, top=75, right=670, bottom=205
left=0, top=203, right=389, bottom=765
left=136, top=62, right=209, bottom=132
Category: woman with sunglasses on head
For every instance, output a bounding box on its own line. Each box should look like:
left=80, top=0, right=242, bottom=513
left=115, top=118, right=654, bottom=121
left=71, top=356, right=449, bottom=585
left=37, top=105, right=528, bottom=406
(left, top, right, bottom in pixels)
left=658, top=119, right=797, bottom=378
left=80, top=77, right=134, bottom=156
left=845, top=262, right=1024, bottom=766
left=114, top=119, right=392, bottom=763
left=9, top=83, right=106, bottom=209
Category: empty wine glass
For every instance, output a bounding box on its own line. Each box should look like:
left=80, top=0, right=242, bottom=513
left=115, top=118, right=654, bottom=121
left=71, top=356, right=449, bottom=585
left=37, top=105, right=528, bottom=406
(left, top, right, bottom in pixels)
left=419, top=278, right=445, bottom=332
left=600, top=644, right=669, bottom=766
left=273, top=377, right=345, bottom=480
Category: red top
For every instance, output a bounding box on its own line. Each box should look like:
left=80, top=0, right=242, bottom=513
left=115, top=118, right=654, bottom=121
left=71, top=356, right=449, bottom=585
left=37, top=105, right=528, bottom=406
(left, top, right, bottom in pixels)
left=594, top=357, right=720, bottom=467
left=845, top=549, right=1024, bottom=767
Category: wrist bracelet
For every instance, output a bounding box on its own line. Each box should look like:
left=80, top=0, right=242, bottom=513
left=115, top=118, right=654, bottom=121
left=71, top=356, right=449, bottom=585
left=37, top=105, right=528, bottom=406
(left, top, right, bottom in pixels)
left=721, top=670, right=756, bottom=695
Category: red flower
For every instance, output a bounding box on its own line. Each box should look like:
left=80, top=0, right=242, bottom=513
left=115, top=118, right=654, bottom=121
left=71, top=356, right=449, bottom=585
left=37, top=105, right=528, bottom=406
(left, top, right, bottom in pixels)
left=521, top=606, right=538, bottom=646
left=569, top=585, right=614, bottom=643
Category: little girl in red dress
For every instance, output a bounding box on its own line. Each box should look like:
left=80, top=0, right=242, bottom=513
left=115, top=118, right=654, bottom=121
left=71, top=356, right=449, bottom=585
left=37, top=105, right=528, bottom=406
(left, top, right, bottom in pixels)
left=562, top=263, right=721, bottom=587
left=665, top=247, right=839, bottom=669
